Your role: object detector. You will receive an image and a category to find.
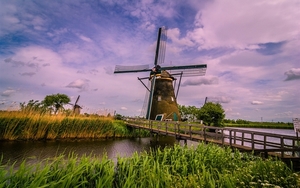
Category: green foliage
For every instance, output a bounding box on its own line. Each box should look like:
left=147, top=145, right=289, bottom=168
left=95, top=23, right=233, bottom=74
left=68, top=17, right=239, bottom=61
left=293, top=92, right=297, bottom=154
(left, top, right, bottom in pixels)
left=42, top=93, right=71, bottom=114
left=178, top=105, right=200, bottom=121
left=198, top=102, right=225, bottom=126
left=2, top=144, right=298, bottom=187
left=114, top=113, right=123, bottom=120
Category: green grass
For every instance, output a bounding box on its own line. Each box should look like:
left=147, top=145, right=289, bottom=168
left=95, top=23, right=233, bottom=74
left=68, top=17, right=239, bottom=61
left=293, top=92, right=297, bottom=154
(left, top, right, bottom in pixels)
left=0, top=111, right=149, bottom=141
left=225, top=122, right=294, bottom=129
left=1, top=143, right=299, bottom=187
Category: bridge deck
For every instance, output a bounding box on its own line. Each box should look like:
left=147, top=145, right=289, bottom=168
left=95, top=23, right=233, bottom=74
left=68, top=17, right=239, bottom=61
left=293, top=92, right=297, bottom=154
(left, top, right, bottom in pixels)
left=126, top=120, right=300, bottom=170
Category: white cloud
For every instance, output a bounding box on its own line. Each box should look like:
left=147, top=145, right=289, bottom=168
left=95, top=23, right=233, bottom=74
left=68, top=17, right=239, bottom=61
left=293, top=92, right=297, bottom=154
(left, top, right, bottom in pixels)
left=66, top=79, right=90, bottom=91
left=182, top=77, right=218, bottom=86
left=207, top=96, right=231, bottom=104
left=251, top=101, right=264, bottom=105
left=190, top=0, right=300, bottom=50
left=120, top=107, right=127, bottom=110
left=78, top=34, right=93, bottom=43
left=1, top=89, right=16, bottom=97
left=284, top=68, right=300, bottom=81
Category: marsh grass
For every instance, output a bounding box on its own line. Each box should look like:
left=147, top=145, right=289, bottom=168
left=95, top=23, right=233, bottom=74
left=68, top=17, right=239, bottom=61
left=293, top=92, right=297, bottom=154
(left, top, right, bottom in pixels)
left=1, top=153, right=115, bottom=188
left=1, top=143, right=299, bottom=187
left=0, top=111, right=147, bottom=141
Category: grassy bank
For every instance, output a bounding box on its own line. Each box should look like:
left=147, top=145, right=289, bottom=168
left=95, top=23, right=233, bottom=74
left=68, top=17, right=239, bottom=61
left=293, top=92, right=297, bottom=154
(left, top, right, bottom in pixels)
left=0, top=111, right=148, bottom=141
left=225, top=122, right=294, bottom=129
left=0, top=143, right=299, bottom=187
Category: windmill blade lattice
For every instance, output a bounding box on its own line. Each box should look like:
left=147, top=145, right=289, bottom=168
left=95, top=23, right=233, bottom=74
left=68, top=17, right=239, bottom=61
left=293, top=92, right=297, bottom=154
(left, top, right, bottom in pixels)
left=114, top=64, right=150, bottom=74
left=156, top=27, right=167, bottom=65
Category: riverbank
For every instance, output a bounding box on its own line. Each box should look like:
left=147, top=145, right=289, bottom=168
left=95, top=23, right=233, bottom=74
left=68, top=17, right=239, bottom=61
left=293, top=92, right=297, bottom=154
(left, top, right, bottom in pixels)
left=0, top=111, right=148, bottom=141
left=225, top=122, right=294, bottom=129
left=1, top=143, right=299, bottom=187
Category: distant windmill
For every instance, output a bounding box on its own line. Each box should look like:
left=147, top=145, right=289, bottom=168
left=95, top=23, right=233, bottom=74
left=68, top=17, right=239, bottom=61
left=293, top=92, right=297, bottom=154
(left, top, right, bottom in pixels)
left=114, top=27, right=207, bottom=121
left=69, top=95, right=82, bottom=115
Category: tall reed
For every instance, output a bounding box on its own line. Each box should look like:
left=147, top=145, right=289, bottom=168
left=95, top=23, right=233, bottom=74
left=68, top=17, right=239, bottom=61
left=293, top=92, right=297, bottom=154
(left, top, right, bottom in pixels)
left=0, top=111, right=144, bottom=140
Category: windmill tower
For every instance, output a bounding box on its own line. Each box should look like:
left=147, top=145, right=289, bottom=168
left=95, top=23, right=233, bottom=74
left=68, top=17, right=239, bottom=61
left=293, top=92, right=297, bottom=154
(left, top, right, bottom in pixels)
left=114, top=27, right=207, bottom=121
left=69, top=95, right=82, bottom=115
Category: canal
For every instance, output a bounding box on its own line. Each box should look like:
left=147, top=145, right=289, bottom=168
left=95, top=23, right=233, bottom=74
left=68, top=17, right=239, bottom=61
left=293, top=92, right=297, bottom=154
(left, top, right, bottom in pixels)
left=0, top=128, right=297, bottom=167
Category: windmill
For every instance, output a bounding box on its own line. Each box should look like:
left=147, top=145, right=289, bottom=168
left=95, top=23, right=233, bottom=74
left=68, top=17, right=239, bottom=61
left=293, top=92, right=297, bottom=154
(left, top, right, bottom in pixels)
left=114, top=27, right=207, bottom=121
left=69, top=95, right=82, bottom=115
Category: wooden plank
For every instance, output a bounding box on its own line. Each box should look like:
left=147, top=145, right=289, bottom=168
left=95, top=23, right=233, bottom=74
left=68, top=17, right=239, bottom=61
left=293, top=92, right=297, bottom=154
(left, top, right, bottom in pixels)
left=125, top=121, right=300, bottom=160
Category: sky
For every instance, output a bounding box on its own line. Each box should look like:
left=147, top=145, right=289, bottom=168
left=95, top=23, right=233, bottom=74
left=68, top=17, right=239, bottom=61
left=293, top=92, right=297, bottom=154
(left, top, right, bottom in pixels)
left=0, top=0, right=299, bottom=122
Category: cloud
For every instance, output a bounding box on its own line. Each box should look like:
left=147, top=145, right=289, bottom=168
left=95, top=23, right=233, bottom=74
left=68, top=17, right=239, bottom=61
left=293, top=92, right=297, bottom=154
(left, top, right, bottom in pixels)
left=207, top=96, right=231, bottom=104
left=284, top=68, right=300, bottom=81
left=1, top=89, right=16, bottom=97
left=4, top=58, right=25, bottom=67
left=66, top=79, right=89, bottom=91
left=251, top=101, right=264, bottom=105
left=78, top=34, right=93, bottom=42
left=20, top=72, right=36, bottom=76
left=89, top=69, right=98, bottom=75
left=182, top=77, right=218, bottom=86
left=120, top=107, right=127, bottom=110
left=189, top=0, right=300, bottom=50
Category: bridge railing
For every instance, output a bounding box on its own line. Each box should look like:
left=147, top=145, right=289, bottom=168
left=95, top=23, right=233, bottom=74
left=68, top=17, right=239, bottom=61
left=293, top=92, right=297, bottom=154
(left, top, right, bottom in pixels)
left=125, top=119, right=300, bottom=158
left=223, top=128, right=300, bottom=158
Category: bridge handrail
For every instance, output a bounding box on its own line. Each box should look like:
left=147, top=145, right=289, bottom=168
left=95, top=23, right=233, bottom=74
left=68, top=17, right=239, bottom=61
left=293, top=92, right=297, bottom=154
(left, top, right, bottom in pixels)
left=125, top=119, right=300, bottom=158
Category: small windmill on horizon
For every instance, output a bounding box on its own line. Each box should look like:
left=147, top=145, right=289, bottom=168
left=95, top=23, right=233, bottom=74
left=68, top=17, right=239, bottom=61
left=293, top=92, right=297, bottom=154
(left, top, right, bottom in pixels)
left=69, top=95, right=82, bottom=115
left=114, top=27, right=207, bottom=121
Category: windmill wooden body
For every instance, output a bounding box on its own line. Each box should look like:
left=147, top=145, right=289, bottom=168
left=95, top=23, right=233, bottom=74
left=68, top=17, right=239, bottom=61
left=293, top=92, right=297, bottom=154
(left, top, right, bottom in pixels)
left=69, top=95, right=82, bottom=115
left=114, top=27, right=207, bottom=121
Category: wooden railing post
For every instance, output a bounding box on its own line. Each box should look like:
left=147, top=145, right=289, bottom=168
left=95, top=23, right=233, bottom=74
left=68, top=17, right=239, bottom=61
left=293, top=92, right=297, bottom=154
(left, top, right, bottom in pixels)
left=229, top=130, right=232, bottom=146
left=221, top=128, right=224, bottom=145
left=158, top=122, right=160, bottom=133
left=263, top=135, right=267, bottom=158
left=281, top=136, right=284, bottom=158
left=292, top=138, right=295, bottom=156
left=204, top=127, right=207, bottom=143
left=264, top=135, right=267, bottom=150
left=165, top=122, right=168, bottom=133
left=241, top=132, right=244, bottom=146
left=189, top=125, right=192, bottom=139
left=234, top=130, right=237, bottom=144
left=251, top=132, right=254, bottom=150
left=177, top=123, right=180, bottom=136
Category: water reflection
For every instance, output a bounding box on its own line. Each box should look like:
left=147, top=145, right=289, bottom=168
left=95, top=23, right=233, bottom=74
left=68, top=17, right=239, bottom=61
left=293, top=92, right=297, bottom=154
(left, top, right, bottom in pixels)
left=1, top=128, right=295, bottom=167
left=0, top=136, right=178, bottom=167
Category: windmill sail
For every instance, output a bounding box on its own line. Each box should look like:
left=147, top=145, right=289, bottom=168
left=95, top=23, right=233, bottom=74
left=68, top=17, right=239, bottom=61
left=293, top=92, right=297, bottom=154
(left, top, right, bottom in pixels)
left=114, top=64, right=150, bottom=73
left=155, top=27, right=167, bottom=66
left=167, top=64, right=207, bottom=77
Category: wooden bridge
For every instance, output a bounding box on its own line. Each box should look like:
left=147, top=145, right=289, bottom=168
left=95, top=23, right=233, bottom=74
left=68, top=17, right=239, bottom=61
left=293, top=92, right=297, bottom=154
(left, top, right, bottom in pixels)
left=125, top=119, right=300, bottom=171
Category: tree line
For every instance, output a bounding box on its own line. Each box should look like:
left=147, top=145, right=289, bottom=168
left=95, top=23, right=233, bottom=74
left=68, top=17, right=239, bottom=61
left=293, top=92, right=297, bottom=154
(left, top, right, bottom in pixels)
left=20, top=93, right=71, bottom=115
left=19, top=93, right=227, bottom=126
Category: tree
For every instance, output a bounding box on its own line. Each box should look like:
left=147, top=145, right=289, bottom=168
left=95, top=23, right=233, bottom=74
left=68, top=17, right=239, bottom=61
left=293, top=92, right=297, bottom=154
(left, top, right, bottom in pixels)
left=197, top=102, right=225, bottom=127
left=178, top=105, right=200, bottom=121
left=42, top=93, right=71, bottom=114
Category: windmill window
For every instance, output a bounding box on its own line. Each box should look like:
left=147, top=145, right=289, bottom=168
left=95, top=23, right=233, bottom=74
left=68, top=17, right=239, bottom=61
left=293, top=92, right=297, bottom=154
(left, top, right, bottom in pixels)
left=158, top=96, right=162, bottom=101
left=171, top=97, right=174, bottom=101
